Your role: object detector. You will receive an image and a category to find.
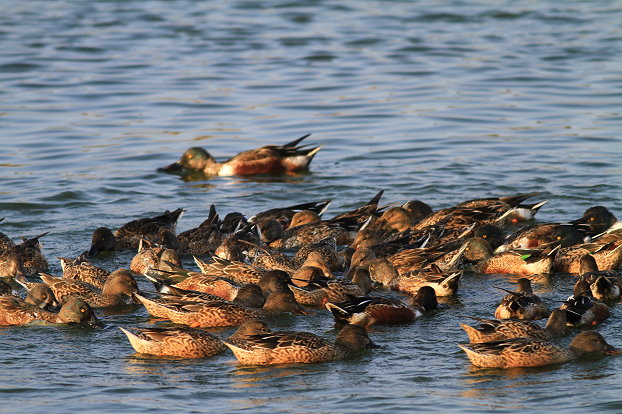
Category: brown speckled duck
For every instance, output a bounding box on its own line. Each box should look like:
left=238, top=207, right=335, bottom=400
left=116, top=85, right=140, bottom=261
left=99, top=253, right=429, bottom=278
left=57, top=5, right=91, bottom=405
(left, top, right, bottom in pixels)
left=223, top=322, right=378, bottom=365
left=40, top=269, right=140, bottom=308
left=0, top=295, right=101, bottom=327
left=459, top=331, right=621, bottom=368
left=119, top=326, right=226, bottom=358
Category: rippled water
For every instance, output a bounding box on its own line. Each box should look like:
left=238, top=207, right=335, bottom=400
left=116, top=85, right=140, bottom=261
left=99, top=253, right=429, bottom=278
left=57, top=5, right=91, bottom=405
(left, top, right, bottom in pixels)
left=1, top=0, right=622, bottom=413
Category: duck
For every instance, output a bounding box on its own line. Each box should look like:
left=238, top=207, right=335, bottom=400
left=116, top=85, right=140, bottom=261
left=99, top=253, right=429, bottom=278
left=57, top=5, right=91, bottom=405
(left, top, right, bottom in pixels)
left=389, top=268, right=462, bottom=298
left=560, top=292, right=610, bottom=326
left=325, top=286, right=444, bottom=327
left=158, top=134, right=321, bottom=176
left=119, top=326, right=226, bottom=358
left=495, top=223, right=586, bottom=253
left=144, top=265, right=241, bottom=302
left=570, top=206, right=620, bottom=237
left=223, top=322, right=378, bottom=365
left=494, top=278, right=549, bottom=320
left=554, top=240, right=622, bottom=274
left=129, top=240, right=182, bottom=276
left=575, top=255, right=621, bottom=302
left=460, top=331, right=620, bottom=368
left=456, top=237, right=558, bottom=276
left=87, top=208, right=184, bottom=255
left=134, top=291, right=307, bottom=328
left=0, top=295, right=101, bottom=327
left=460, top=309, right=568, bottom=344
left=174, top=204, right=224, bottom=256
left=414, top=193, right=545, bottom=230
left=13, top=276, right=59, bottom=310
left=248, top=199, right=331, bottom=228
left=59, top=255, right=110, bottom=288
left=194, top=256, right=264, bottom=285
left=40, top=269, right=140, bottom=308
left=0, top=232, right=49, bottom=276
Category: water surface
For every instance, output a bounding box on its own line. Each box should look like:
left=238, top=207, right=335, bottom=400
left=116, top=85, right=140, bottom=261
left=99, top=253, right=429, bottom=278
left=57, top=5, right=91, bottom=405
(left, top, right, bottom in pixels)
left=1, top=1, right=622, bottom=413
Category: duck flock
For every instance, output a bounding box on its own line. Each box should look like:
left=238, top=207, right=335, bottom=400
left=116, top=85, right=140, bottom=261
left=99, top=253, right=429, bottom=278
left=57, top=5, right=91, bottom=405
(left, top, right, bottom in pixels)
left=1, top=137, right=622, bottom=368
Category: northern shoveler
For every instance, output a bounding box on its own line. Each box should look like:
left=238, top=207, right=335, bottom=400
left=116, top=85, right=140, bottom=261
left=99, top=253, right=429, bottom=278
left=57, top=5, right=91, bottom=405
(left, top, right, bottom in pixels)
left=460, top=309, right=567, bottom=344
left=176, top=204, right=226, bottom=256
left=158, top=134, right=321, bottom=176
left=560, top=293, right=610, bottom=326
left=87, top=208, right=184, bottom=255
left=570, top=206, right=619, bottom=237
left=13, top=277, right=59, bottom=311
left=494, top=278, right=549, bottom=320
left=135, top=291, right=306, bottom=328
left=325, top=286, right=444, bottom=327
left=495, top=223, right=586, bottom=253
left=40, top=269, right=140, bottom=308
left=59, top=255, right=110, bottom=288
left=554, top=241, right=622, bottom=274
left=0, top=232, right=49, bottom=276
left=130, top=241, right=182, bottom=276
left=144, top=268, right=241, bottom=302
left=223, top=323, right=378, bottom=365
left=459, top=331, right=621, bottom=368
left=249, top=199, right=331, bottom=228
left=456, top=237, right=558, bottom=276
left=119, top=326, right=226, bottom=358
left=0, top=295, right=101, bottom=327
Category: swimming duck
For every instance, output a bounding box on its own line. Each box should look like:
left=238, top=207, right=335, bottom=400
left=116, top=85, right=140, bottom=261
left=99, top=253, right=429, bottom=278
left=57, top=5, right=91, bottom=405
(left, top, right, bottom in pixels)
left=457, top=237, right=558, bottom=276
left=570, top=206, right=619, bottom=237
left=495, top=223, right=586, bottom=253
left=130, top=240, right=182, bottom=276
left=560, top=292, right=610, bottom=326
left=176, top=205, right=226, bottom=256
left=135, top=291, right=306, bottom=328
left=0, top=295, right=101, bottom=327
left=325, top=286, right=444, bottom=327
left=59, top=255, right=110, bottom=288
left=459, top=331, right=621, bottom=368
left=494, top=278, right=549, bottom=320
left=0, top=232, right=49, bottom=276
left=194, top=256, right=264, bottom=285
left=223, top=322, right=378, bottom=365
left=554, top=240, right=622, bottom=274
left=87, top=208, right=184, bottom=255
left=119, top=326, right=226, bottom=358
left=460, top=309, right=568, bottom=344
left=414, top=193, right=544, bottom=230
left=158, top=134, right=321, bottom=176
left=40, top=269, right=140, bottom=308
left=249, top=199, right=331, bottom=228
left=144, top=266, right=241, bottom=302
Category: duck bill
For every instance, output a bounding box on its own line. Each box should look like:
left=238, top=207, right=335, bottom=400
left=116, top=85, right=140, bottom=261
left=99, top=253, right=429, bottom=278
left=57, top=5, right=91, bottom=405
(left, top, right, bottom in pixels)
left=158, top=162, right=184, bottom=174
left=366, top=338, right=381, bottom=349
left=87, top=313, right=104, bottom=329
left=605, top=345, right=622, bottom=355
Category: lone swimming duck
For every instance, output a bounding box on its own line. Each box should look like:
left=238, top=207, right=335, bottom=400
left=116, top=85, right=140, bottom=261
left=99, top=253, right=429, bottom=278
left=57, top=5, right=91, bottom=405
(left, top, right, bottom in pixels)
left=158, top=134, right=321, bottom=176
left=459, top=331, right=621, bottom=368
left=223, top=322, right=378, bottom=365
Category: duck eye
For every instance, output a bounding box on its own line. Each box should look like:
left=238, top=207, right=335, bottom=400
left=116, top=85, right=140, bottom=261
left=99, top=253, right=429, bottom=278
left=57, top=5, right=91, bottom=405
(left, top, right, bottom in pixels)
left=81, top=308, right=86, bottom=313
left=482, top=235, right=487, bottom=239
left=42, top=294, right=47, bottom=299
left=556, top=236, right=561, bottom=240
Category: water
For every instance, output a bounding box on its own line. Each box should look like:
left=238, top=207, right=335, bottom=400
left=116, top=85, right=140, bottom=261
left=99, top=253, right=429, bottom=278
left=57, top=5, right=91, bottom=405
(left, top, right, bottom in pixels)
left=1, top=0, right=621, bottom=412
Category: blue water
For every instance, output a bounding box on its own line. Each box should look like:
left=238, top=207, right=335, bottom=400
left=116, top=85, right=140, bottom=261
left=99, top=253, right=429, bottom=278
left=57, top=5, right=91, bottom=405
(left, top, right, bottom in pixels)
left=1, top=0, right=621, bottom=412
